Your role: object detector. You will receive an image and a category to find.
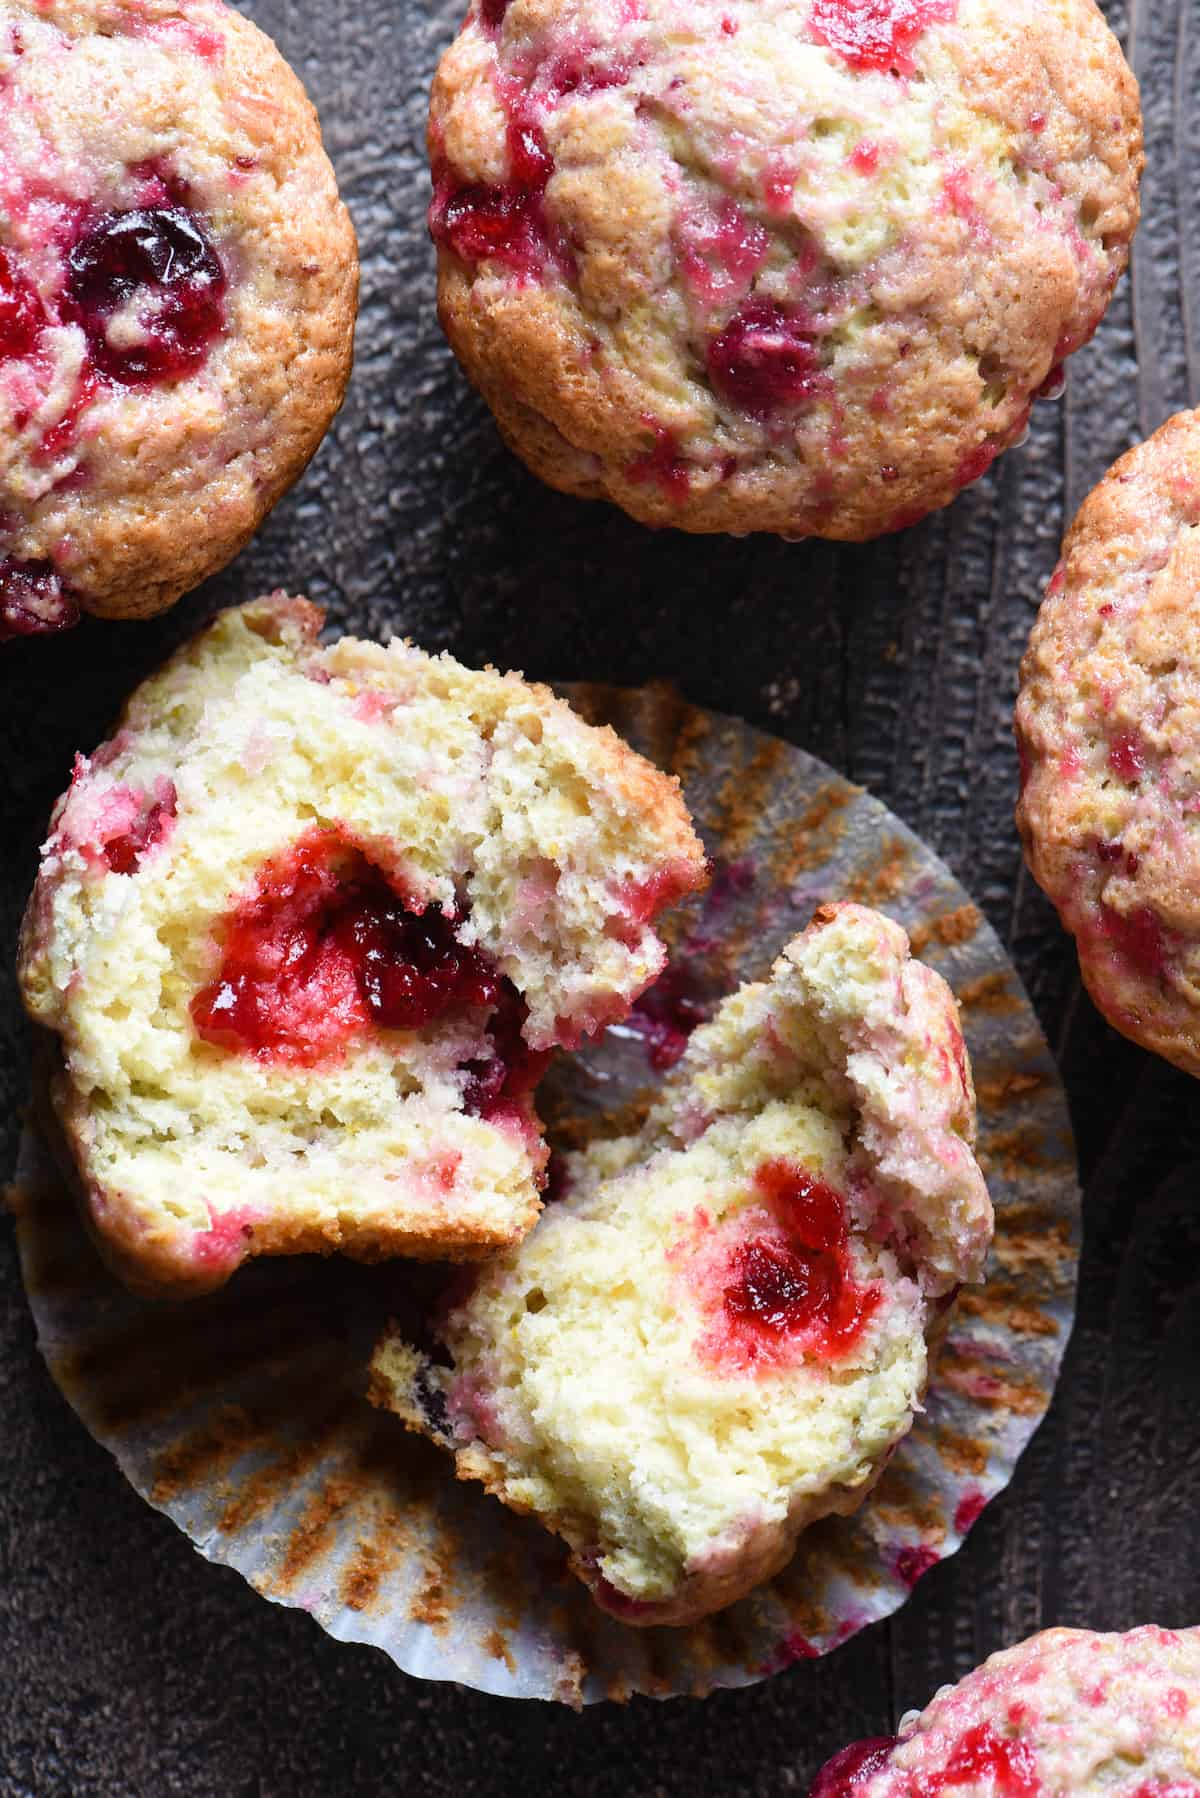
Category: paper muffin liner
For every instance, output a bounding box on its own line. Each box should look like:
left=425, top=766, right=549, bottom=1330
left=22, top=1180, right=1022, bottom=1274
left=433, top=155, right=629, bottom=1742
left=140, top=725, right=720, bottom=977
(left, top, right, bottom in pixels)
left=9, top=686, right=1079, bottom=1706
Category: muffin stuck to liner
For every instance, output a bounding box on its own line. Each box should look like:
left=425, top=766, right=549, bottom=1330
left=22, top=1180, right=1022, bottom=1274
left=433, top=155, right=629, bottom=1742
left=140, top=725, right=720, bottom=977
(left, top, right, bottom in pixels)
left=809, top=1625, right=1200, bottom=1795
left=1016, top=410, right=1200, bottom=1077
left=371, top=903, right=992, bottom=1627
left=17, top=596, right=706, bottom=1297
left=0, top=0, right=358, bottom=640
left=428, top=0, right=1141, bottom=541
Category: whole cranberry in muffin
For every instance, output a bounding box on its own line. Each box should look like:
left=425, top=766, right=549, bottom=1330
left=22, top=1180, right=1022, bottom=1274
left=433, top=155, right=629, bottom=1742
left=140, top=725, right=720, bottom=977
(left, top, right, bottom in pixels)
left=428, top=0, right=1141, bottom=540
left=0, top=0, right=357, bottom=639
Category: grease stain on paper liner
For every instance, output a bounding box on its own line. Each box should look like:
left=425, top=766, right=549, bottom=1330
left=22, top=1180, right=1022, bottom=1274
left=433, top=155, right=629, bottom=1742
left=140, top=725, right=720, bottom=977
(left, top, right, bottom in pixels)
left=10, top=688, right=1079, bottom=1706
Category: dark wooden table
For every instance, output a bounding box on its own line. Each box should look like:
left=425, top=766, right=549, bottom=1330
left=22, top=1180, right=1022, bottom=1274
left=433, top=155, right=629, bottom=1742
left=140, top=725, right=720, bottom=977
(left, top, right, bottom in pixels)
left=2, top=1, right=1198, bottom=1791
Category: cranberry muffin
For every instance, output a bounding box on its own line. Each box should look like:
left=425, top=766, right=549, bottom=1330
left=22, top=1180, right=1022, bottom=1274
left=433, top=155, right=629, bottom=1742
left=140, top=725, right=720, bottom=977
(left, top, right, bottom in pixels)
left=810, top=1625, right=1200, bottom=1796
left=0, top=0, right=357, bottom=641
left=371, top=904, right=991, bottom=1626
left=1016, top=411, right=1200, bottom=1077
left=17, top=596, right=706, bottom=1296
left=429, top=0, right=1141, bottom=540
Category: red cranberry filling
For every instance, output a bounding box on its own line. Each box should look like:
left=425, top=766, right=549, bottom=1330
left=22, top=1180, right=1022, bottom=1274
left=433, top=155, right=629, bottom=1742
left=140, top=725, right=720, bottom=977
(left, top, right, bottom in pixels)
left=192, top=832, right=506, bottom=1065
left=0, top=244, right=44, bottom=360
left=809, top=1738, right=898, bottom=1798
left=809, top=0, right=958, bottom=75
left=478, top=0, right=513, bottom=28
left=726, top=1236, right=836, bottom=1331
left=708, top=301, right=823, bottom=418
left=346, top=899, right=496, bottom=1024
left=460, top=981, right=550, bottom=1119
left=0, top=556, right=79, bottom=640
left=702, top=1161, right=881, bottom=1370
left=64, top=204, right=226, bottom=385
left=103, top=785, right=177, bottom=875
left=431, top=117, right=563, bottom=279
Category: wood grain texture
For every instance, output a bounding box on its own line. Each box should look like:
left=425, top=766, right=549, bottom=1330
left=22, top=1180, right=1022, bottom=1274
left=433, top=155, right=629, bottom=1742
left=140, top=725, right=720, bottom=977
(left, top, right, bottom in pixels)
left=0, top=0, right=1197, bottom=1791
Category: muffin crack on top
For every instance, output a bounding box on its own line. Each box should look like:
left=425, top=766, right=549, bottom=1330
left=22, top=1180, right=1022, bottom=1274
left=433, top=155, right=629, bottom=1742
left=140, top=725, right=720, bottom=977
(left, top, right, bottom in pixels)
left=0, top=0, right=358, bottom=638
left=429, top=0, right=1141, bottom=539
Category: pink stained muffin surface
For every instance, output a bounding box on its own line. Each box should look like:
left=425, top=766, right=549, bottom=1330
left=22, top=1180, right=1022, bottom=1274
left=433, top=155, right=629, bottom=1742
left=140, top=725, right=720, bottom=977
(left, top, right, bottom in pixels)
left=811, top=1626, right=1200, bottom=1796
left=427, top=0, right=1141, bottom=541
left=1016, top=410, right=1200, bottom=1076
left=0, top=0, right=357, bottom=639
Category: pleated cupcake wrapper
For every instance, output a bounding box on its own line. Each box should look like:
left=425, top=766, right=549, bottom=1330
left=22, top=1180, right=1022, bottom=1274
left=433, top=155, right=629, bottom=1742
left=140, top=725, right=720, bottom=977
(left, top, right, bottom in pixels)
left=9, top=687, right=1079, bottom=1705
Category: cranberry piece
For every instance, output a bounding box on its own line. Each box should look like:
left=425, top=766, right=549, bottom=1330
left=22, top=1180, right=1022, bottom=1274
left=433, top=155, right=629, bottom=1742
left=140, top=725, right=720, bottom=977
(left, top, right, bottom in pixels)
left=0, top=557, right=80, bottom=640
left=725, top=1238, right=836, bottom=1331
left=540, top=50, right=631, bottom=103
left=809, top=1738, right=898, bottom=1798
left=0, top=245, right=43, bottom=360
left=1109, top=731, right=1146, bottom=782
left=191, top=832, right=506, bottom=1064
left=461, top=981, right=549, bottom=1117
left=627, top=418, right=691, bottom=500
left=431, top=117, right=562, bottom=279
left=1100, top=904, right=1167, bottom=980
left=925, top=1724, right=1040, bottom=1796
left=65, top=204, right=226, bottom=385
left=104, top=786, right=177, bottom=875
left=478, top=0, right=512, bottom=28
left=708, top=301, right=823, bottom=418
left=809, top=0, right=958, bottom=75
left=334, top=897, right=500, bottom=1029
left=704, top=1160, right=881, bottom=1369
left=754, top=1159, right=847, bottom=1249
left=624, top=966, right=709, bottom=1070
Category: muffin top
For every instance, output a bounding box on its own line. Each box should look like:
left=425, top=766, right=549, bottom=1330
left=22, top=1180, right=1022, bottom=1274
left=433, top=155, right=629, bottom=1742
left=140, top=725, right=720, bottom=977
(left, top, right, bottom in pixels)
left=431, top=0, right=1140, bottom=539
left=812, top=1626, right=1200, bottom=1796
left=1016, top=410, right=1200, bottom=1076
left=0, top=0, right=357, bottom=637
